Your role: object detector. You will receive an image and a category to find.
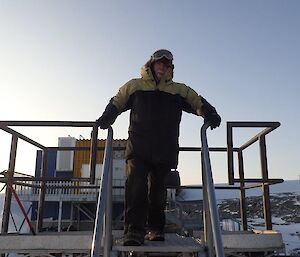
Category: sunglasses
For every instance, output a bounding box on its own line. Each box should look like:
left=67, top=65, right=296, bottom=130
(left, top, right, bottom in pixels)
left=151, top=49, right=173, bottom=61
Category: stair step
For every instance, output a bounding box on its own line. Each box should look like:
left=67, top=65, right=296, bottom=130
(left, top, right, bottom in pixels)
left=113, top=233, right=205, bottom=253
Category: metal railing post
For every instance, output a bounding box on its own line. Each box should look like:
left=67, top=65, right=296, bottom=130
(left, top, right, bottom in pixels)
left=103, top=153, right=113, bottom=257
left=201, top=123, right=225, bottom=257
left=91, top=126, right=113, bottom=257
left=259, top=135, right=272, bottom=230
left=201, top=154, right=214, bottom=257
left=90, top=125, right=99, bottom=184
left=227, top=123, right=234, bottom=185
left=238, top=150, right=248, bottom=230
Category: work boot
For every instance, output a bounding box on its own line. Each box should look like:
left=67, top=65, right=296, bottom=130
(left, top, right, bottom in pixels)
left=144, top=230, right=165, bottom=241
left=123, top=231, right=145, bottom=246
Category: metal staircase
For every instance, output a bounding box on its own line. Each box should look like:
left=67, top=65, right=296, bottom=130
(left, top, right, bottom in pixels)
left=91, top=123, right=224, bottom=257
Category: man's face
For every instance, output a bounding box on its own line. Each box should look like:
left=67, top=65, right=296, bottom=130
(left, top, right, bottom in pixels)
left=153, top=60, right=168, bottom=80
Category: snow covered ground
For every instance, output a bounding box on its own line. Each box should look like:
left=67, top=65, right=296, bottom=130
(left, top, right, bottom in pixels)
left=274, top=223, right=300, bottom=255
left=246, top=217, right=300, bottom=255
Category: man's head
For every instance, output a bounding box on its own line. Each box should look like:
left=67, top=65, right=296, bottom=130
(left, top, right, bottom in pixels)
left=147, top=49, right=174, bottom=80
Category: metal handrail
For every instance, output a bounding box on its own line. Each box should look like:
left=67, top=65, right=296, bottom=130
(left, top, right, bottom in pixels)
left=91, top=126, right=113, bottom=257
left=201, top=122, right=225, bottom=257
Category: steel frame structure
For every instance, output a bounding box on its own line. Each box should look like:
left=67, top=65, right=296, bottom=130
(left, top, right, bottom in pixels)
left=0, top=120, right=281, bottom=237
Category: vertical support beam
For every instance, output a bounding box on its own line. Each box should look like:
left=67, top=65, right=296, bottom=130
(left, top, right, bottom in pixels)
left=238, top=150, right=248, bottom=231
left=90, top=125, right=98, bottom=184
left=91, top=127, right=113, bottom=257
left=259, top=136, right=272, bottom=230
left=227, top=123, right=234, bottom=185
left=1, top=135, right=18, bottom=233
left=36, top=149, right=48, bottom=232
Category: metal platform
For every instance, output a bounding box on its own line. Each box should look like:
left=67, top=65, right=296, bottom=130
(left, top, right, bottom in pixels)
left=113, top=233, right=205, bottom=256
left=194, top=230, right=285, bottom=256
left=0, top=231, right=92, bottom=256
left=0, top=231, right=205, bottom=257
left=0, top=230, right=285, bottom=257
left=0, top=231, right=203, bottom=254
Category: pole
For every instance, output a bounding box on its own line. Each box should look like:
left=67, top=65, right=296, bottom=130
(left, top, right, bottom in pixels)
left=103, top=155, right=113, bottom=257
left=259, top=136, right=272, bottom=230
left=238, top=151, right=248, bottom=230
left=1, top=135, right=18, bottom=234
left=90, top=125, right=99, bottom=184
left=36, top=150, right=48, bottom=232
left=202, top=154, right=214, bottom=257
left=91, top=127, right=113, bottom=257
left=201, top=123, right=225, bottom=257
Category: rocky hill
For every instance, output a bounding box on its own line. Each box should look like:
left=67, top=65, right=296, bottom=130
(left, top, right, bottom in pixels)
left=218, top=192, right=300, bottom=224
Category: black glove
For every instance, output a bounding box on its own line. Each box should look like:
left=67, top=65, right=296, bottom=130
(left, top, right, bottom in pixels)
left=201, top=97, right=221, bottom=130
left=96, top=101, right=119, bottom=129
left=96, top=115, right=110, bottom=129
left=204, top=112, right=221, bottom=130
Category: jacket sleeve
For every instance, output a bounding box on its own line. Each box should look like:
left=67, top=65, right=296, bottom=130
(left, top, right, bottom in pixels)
left=110, top=79, right=135, bottom=112
left=182, top=85, right=218, bottom=118
left=200, top=97, right=218, bottom=117
left=96, top=80, right=133, bottom=127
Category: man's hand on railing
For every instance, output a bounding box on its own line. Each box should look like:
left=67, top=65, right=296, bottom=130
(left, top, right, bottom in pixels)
left=95, top=102, right=119, bottom=129
left=95, top=116, right=110, bottom=129
left=204, top=112, right=221, bottom=130
left=201, top=97, right=221, bottom=130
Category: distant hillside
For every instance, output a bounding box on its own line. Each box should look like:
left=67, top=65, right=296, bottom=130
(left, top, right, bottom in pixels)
left=178, top=180, right=300, bottom=201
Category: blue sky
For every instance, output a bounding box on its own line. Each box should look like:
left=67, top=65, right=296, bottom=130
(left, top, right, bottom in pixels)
left=0, top=1, right=299, bottom=184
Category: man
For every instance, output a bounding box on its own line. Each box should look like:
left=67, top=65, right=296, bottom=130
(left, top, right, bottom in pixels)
left=96, top=49, right=221, bottom=246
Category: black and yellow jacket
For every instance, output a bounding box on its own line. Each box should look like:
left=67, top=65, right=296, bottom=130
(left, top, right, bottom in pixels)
left=99, top=65, right=215, bottom=168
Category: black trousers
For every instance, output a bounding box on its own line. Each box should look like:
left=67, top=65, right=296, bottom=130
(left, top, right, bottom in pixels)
left=124, top=158, right=170, bottom=235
